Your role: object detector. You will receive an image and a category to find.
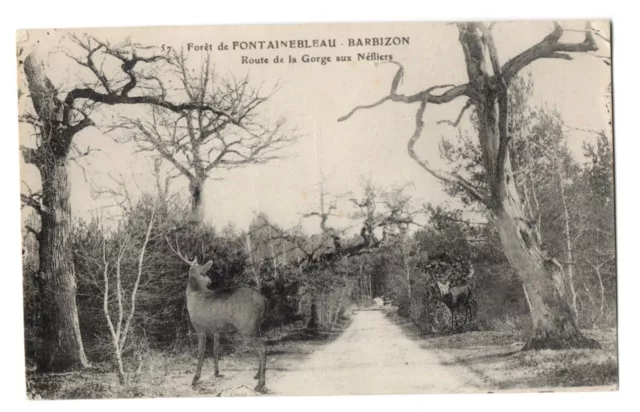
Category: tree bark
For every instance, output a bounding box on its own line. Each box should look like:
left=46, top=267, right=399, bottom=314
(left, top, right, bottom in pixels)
left=492, top=156, right=599, bottom=350
left=588, top=261, right=607, bottom=325
left=306, top=295, right=319, bottom=332
left=545, top=258, right=568, bottom=304
left=556, top=164, right=578, bottom=315
left=37, top=157, right=90, bottom=370
left=23, top=52, right=90, bottom=371
left=188, top=177, right=204, bottom=223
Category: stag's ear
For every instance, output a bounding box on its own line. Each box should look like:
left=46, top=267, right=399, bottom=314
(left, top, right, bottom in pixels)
left=202, top=260, right=213, bottom=272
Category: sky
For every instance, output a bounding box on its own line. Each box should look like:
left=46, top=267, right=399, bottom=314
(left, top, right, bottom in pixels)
left=17, top=20, right=612, bottom=235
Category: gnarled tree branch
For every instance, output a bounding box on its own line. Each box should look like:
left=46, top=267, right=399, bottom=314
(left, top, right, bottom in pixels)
left=338, top=61, right=468, bottom=122
left=501, top=21, right=598, bottom=83
left=21, top=193, right=45, bottom=216
left=339, top=61, right=486, bottom=206
left=437, top=100, right=473, bottom=127
left=25, top=225, right=41, bottom=242
left=407, top=100, right=488, bottom=205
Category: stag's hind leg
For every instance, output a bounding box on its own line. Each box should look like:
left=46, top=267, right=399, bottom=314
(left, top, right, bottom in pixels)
left=192, top=332, right=207, bottom=386
left=463, top=303, right=470, bottom=324
left=252, top=326, right=263, bottom=380
left=469, top=299, right=478, bottom=329
left=248, top=336, right=266, bottom=392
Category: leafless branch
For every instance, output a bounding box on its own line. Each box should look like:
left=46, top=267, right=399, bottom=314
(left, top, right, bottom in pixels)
left=338, top=61, right=485, bottom=205
left=120, top=209, right=155, bottom=351
left=337, top=96, right=391, bottom=123
left=407, top=100, right=488, bottom=205
left=60, top=36, right=238, bottom=125
left=478, top=23, right=502, bottom=77
left=501, top=21, right=598, bottom=83
left=102, top=238, right=119, bottom=369
left=112, top=55, right=299, bottom=194
left=338, top=61, right=468, bottom=122
left=21, top=193, right=44, bottom=216
left=25, top=225, right=41, bottom=242
left=436, top=100, right=473, bottom=127
left=69, top=143, right=101, bottom=161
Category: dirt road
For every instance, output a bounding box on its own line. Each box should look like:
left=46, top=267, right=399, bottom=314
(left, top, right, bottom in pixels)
left=267, top=310, right=478, bottom=396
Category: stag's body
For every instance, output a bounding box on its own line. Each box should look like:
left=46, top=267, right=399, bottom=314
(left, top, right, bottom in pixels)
left=186, top=287, right=267, bottom=339
left=436, top=267, right=476, bottom=332
left=167, top=238, right=268, bottom=392
left=187, top=280, right=268, bottom=391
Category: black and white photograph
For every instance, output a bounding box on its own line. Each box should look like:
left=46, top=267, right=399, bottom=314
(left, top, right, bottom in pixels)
left=16, top=19, right=616, bottom=399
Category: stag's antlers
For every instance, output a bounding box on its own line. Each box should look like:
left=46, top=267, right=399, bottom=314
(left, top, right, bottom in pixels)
left=164, top=236, right=197, bottom=266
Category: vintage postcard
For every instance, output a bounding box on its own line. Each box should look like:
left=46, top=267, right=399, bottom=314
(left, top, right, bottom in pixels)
left=17, top=19, right=615, bottom=399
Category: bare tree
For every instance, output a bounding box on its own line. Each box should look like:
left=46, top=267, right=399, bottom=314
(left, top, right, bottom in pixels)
left=117, top=51, right=299, bottom=222
left=340, top=22, right=604, bottom=349
left=18, top=36, right=239, bottom=371
left=101, top=210, right=155, bottom=384
left=262, top=177, right=421, bottom=330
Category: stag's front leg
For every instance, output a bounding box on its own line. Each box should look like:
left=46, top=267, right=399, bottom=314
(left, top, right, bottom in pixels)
left=450, top=309, right=455, bottom=332
left=192, top=332, right=207, bottom=386
left=213, top=332, right=222, bottom=377
left=249, top=336, right=266, bottom=392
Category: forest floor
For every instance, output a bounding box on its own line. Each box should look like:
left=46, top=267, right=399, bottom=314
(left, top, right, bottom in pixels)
left=387, top=311, right=619, bottom=392
left=26, top=309, right=618, bottom=399
left=25, top=318, right=350, bottom=399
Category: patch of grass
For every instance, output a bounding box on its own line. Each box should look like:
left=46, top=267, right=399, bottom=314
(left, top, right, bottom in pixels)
left=27, top=369, right=119, bottom=400
left=432, top=330, right=618, bottom=391
left=513, top=348, right=617, bottom=388
left=388, top=312, right=617, bottom=391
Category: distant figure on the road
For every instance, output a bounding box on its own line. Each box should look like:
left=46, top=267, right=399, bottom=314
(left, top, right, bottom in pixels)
left=373, top=297, right=384, bottom=307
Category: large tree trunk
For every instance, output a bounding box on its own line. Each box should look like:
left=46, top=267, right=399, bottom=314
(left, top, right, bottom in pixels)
left=492, top=155, right=599, bottom=350
left=37, top=157, right=90, bottom=370
left=557, top=165, right=578, bottom=316
left=459, top=23, right=599, bottom=349
left=188, top=177, right=204, bottom=223
left=23, top=52, right=90, bottom=371
left=306, top=295, right=319, bottom=332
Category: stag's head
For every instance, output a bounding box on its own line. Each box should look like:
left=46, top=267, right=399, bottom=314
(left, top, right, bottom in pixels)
left=436, top=280, right=451, bottom=296
left=187, top=258, right=214, bottom=287
left=166, top=236, right=214, bottom=287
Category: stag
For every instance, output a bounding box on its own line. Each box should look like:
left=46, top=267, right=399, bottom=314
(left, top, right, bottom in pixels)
left=435, top=266, right=476, bottom=332
left=166, top=237, right=268, bottom=392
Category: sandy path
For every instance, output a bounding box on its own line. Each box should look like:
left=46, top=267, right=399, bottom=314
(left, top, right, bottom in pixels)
left=267, top=310, right=478, bottom=396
